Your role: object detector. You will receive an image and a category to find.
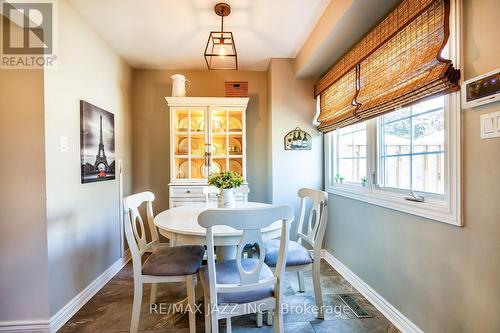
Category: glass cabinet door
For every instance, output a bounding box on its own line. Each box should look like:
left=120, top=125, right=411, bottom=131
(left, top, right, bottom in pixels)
left=172, top=107, right=208, bottom=181
left=208, top=107, right=245, bottom=178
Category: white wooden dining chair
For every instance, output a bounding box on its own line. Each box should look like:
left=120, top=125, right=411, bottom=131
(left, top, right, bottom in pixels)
left=123, top=192, right=205, bottom=333
left=198, top=205, right=294, bottom=333
left=263, top=188, right=328, bottom=319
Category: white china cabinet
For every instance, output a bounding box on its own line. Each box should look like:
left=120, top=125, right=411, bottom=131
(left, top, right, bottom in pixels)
left=165, top=97, right=249, bottom=207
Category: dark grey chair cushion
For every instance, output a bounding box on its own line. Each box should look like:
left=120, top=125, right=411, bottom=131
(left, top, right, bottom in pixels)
left=264, top=239, right=313, bottom=267
left=200, top=259, right=274, bottom=304
left=142, top=245, right=205, bottom=276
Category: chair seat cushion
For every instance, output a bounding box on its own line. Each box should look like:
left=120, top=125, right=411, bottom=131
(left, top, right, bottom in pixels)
left=200, top=259, right=274, bottom=304
left=142, top=245, right=205, bottom=276
left=264, top=239, right=313, bottom=267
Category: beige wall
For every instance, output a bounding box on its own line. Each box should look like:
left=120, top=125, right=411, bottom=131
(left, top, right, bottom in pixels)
left=324, top=0, right=500, bottom=332
left=44, top=0, right=133, bottom=315
left=268, top=58, right=323, bottom=235
left=0, top=64, right=50, bottom=321
left=132, top=70, right=269, bottom=213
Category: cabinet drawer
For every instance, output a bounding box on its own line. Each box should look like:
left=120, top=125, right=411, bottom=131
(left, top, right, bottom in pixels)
left=170, top=199, right=205, bottom=208
left=170, top=186, right=204, bottom=197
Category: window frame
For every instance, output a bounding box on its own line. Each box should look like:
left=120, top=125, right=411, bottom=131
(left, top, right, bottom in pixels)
left=332, top=123, right=368, bottom=185
left=323, top=0, right=462, bottom=226
left=376, top=101, right=446, bottom=198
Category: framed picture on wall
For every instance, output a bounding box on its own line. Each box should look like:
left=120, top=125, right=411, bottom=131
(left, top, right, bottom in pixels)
left=80, top=100, right=116, bottom=183
left=284, top=127, right=312, bottom=150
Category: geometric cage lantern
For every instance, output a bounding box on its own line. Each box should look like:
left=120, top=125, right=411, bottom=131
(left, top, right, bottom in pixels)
left=204, top=3, right=238, bottom=70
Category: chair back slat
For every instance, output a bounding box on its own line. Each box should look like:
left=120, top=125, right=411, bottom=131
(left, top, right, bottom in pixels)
left=123, top=192, right=158, bottom=257
left=198, top=205, right=293, bottom=305
left=236, top=229, right=265, bottom=285
left=296, top=188, right=328, bottom=251
left=130, top=209, right=148, bottom=252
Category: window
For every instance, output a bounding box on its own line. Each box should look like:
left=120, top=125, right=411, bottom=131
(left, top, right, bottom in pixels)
left=378, top=97, right=445, bottom=195
left=325, top=92, right=461, bottom=226
left=324, top=0, right=461, bottom=226
left=333, top=123, right=367, bottom=184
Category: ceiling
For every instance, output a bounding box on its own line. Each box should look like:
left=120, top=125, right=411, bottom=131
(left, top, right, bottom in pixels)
left=69, top=0, right=331, bottom=71
left=295, top=0, right=400, bottom=78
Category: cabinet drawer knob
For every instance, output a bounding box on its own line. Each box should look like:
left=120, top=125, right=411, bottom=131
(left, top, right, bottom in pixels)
left=187, top=190, right=191, bottom=194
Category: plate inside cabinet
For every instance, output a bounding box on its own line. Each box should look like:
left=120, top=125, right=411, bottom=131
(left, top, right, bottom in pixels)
left=178, top=138, right=189, bottom=154
left=229, top=160, right=242, bottom=175
left=178, top=160, right=189, bottom=178
left=201, top=161, right=221, bottom=178
left=212, top=119, right=225, bottom=132
left=178, top=116, right=189, bottom=132
left=228, top=137, right=242, bottom=154
left=228, top=116, right=242, bottom=131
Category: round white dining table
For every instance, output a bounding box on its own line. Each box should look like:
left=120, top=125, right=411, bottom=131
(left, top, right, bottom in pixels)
left=154, top=202, right=284, bottom=261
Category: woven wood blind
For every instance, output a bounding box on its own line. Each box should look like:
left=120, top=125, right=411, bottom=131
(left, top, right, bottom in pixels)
left=315, top=0, right=460, bottom=133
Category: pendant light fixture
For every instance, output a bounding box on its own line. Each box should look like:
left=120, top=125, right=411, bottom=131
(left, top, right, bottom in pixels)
left=204, top=3, right=237, bottom=70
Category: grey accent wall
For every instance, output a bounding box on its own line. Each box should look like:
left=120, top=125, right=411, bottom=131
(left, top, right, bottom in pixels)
left=267, top=58, right=323, bottom=236
left=44, top=0, right=133, bottom=316
left=324, top=0, right=500, bottom=332
left=0, top=50, right=50, bottom=322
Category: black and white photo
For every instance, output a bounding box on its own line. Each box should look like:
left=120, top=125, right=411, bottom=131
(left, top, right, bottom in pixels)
left=80, top=100, right=115, bottom=183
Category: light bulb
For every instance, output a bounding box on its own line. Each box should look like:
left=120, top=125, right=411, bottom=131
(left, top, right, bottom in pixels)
left=219, top=45, right=226, bottom=58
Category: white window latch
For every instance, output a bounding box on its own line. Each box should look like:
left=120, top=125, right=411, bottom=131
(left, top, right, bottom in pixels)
left=404, top=191, right=425, bottom=202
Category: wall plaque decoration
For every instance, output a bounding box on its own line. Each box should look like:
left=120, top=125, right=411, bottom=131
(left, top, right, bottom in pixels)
left=80, top=100, right=115, bottom=183
left=284, top=127, right=312, bottom=150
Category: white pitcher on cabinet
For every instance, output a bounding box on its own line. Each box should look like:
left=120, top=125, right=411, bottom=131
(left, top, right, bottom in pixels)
left=171, top=74, right=190, bottom=97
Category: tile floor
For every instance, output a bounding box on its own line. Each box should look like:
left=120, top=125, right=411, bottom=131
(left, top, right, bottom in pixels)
left=60, top=259, right=399, bottom=333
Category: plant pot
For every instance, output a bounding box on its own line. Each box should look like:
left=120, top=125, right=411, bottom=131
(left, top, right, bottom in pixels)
left=217, top=188, right=236, bottom=208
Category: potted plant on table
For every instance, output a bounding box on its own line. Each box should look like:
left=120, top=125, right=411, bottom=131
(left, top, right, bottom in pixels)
left=208, top=171, right=244, bottom=208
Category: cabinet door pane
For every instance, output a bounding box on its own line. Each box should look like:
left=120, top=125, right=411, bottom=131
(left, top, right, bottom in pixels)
left=228, top=111, right=243, bottom=132
left=190, top=134, right=205, bottom=158
left=190, top=109, right=205, bottom=133
left=227, top=109, right=244, bottom=178
left=211, top=109, right=226, bottom=134
left=174, top=157, right=189, bottom=179
left=172, top=107, right=208, bottom=181
left=228, top=134, right=243, bottom=156
left=228, top=157, right=243, bottom=176
left=212, top=158, right=227, bottom=174
left=191, top=157, right=205, bottom=179
left=173, top=109, right=189, bottom=132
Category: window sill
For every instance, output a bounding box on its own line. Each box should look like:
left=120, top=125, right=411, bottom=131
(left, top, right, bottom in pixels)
left=326, top=184, right=461, bottom=226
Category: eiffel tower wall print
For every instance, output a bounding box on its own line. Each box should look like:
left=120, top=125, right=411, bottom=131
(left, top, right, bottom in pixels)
left=80, top=100, right=116, bottom=183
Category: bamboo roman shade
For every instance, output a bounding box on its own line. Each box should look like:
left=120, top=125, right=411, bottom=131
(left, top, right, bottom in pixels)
left=315, top=0, right=460, bottom=133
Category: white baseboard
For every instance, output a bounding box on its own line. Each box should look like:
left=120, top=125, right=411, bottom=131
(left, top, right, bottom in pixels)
left=0, top=251, right=131, bottom=333
left=0, top=321, right=50, bottom=333
left=321, top=250, right=423, bottom=333
left=0, top=251, right=130, bottom=333
left=49, top=250, right=131, bottom=332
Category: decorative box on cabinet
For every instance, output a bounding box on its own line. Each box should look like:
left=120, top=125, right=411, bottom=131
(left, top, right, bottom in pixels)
left=165, top=97, right=249, bottom=208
